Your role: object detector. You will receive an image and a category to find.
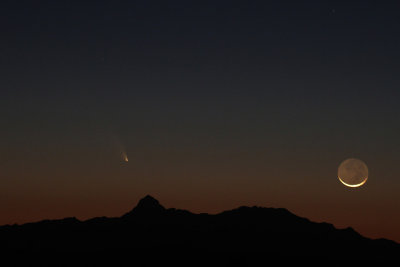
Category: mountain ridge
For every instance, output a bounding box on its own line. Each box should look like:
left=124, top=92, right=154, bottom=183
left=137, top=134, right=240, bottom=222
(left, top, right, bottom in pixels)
left=0, top=195, right=398, bottom=266
left=1, top=195, right=397, bottom=243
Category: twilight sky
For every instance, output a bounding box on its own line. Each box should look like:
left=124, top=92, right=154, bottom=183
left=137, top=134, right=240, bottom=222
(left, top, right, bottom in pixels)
left=1, top=1, right=400, bottom=242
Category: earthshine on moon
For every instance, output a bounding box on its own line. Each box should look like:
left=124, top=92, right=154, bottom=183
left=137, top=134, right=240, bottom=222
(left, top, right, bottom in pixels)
left=338, top=158, right=368, bottom=188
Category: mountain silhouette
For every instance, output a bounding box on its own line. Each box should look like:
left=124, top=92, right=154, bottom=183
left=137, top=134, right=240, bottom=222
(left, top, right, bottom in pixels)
left=123, top=194, right=166, bottom=218
left=0, top=195, right=398, bottom=266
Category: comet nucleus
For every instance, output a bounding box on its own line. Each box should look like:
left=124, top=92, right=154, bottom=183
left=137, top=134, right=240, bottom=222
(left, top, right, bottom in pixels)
left=122, top=152, right=128, bottom=162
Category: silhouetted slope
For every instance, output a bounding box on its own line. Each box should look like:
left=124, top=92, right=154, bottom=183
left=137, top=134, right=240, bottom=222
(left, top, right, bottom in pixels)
left=0, top=196, right=398, bottom=266
left=124, top=195, right=166, bottom=216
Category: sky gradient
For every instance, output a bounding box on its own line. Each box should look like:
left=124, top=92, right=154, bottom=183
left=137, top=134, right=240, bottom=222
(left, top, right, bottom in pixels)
left=1, top=1, right=400, bottom=242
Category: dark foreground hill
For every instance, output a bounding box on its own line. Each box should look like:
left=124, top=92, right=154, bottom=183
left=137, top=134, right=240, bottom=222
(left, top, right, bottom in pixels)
left=0, top=195, right=398, bottom=266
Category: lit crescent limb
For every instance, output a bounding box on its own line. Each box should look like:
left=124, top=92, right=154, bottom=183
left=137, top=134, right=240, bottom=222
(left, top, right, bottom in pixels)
left=338, top=176, right=367, bottom=188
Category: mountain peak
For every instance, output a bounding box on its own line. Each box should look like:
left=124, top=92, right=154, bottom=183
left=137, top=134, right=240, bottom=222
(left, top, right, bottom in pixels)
left=136, top=195, right=164, bottom=210
left=123, top=195, right=166, bottom=217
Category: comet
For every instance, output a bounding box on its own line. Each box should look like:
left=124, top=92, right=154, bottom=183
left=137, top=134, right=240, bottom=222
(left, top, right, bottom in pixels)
left=111, top=135, right=129, bottom=163
left=122, top=152, right=129, bottom=162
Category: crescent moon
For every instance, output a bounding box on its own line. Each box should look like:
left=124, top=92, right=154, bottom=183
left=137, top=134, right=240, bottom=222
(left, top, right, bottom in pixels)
left=338, top=176, right=367, bottom=188
left=337, top=158, right=368, bottom=188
